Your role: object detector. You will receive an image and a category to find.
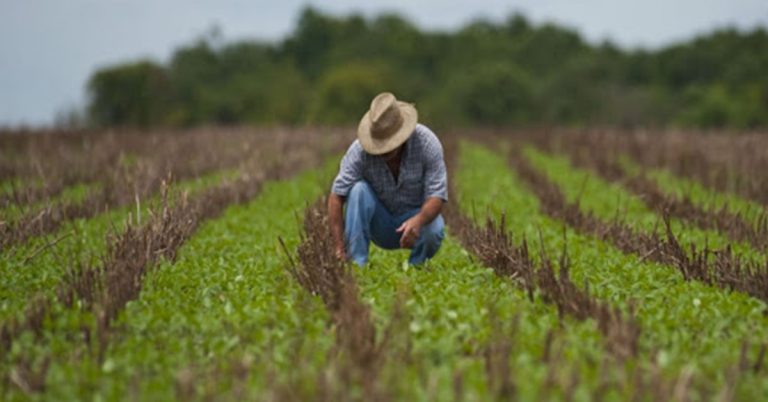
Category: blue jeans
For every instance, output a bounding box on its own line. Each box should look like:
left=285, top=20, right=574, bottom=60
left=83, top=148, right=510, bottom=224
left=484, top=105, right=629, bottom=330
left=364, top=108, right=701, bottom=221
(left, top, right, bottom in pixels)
left=345, top=181, right=445, bottom=266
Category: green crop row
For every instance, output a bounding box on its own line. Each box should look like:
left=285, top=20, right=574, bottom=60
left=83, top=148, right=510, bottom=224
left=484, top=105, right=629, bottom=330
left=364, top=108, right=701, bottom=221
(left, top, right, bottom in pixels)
left=524, top=146, right=765, bottom=265
left=458, top=142, right=768, bottom=399
left=3, top=141, right=766, bottom=400
left=1, top=162, right=339, bottom=400
left=0, top=178, right=42, bottom=196
left=4, top=154, right=609, bottom=401
left=1, top=182, right=96, bottom=223
left=0, top=168, right=238, bottom=324
left=354, top=236, right=606, bottom=400
left=619, top=157, right=768, bottom=229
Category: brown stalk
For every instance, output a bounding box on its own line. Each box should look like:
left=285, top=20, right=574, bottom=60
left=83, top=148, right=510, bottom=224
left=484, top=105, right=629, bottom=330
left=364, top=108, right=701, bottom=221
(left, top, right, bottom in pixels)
left=283, top=199, right=391, bottom=402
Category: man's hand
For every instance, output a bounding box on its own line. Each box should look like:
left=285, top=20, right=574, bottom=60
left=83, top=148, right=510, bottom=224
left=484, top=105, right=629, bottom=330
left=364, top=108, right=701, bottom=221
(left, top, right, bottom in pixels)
left=334, top=244, right=347, bottom=261
left=396, top=215, right=424, bottom=249
left=397, top=197, right=443, bottom=249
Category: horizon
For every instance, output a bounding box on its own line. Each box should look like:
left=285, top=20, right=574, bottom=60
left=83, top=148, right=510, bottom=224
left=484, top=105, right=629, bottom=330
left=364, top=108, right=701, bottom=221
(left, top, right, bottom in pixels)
left=1, top=0, right=767, bottom=128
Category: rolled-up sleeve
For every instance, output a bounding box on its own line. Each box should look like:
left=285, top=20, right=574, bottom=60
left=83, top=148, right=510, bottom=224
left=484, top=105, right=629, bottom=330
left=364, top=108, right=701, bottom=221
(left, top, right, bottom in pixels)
left=422, top=129, right=448, bottom=202
left=331, top=141, right=363, bottom=197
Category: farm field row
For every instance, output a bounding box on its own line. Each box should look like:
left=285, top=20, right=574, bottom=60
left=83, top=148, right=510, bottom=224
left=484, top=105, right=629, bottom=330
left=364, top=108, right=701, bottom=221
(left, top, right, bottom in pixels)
left=518, top=139, right=768, bottom=303
left=3, top=160, right=603, bottom=400
left=549, top=130, right=768, bottom=207
left=0, top=183, right=93, bottom=222
left=523, top=146, right=764, bottom=264
left=642, top=166, right=767, bottom=230
left=17, top=163, right=340, bottom=401
left=1, top=132, right=340, bottom=400
left=0, top=168, right=234, bottom=323
left=0, top=128, right=269, bottom=206
left=1, top=132, right=766, bottom=400
left=0, top=128, right=349, bottom=254
left=456, top=143, right=767, bottom=396
left=541, top=134, right=768, bottom=253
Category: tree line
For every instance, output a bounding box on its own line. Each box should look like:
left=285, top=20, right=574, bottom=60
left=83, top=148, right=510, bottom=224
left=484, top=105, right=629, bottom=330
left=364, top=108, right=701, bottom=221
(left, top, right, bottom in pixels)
left=84, top=7, right=768, bottom=129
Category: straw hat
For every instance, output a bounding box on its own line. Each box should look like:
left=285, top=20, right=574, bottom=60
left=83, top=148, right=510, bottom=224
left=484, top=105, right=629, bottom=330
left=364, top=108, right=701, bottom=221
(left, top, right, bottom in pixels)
left=357, top=92, right=418, bottom=155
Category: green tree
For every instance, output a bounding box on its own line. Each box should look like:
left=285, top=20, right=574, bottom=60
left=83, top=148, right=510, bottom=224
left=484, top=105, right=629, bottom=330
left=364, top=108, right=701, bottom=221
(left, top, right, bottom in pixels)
left=87, top=60, right=170, bottom=127
left=433, top=63, right=535, bottom=126
left=165, top=39, right=221, bottom=125
left=308, top=62, right=393, bottom=125
left=83, top=8, right=768, bottom=130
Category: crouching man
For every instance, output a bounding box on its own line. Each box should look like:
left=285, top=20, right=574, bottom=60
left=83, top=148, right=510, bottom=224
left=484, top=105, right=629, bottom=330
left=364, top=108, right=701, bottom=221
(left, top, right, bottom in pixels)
left=328, top=92, right=448, bottom=266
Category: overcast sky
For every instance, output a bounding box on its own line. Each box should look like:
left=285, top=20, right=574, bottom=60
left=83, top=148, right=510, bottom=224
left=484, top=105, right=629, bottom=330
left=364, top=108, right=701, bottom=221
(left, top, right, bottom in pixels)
left=1, top=1, right=766, bottom=127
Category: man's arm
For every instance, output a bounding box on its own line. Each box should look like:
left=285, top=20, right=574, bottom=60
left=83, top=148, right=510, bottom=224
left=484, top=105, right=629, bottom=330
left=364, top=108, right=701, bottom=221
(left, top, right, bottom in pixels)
left=328, top=141, right=364, bottom=260
left=396, top=196, right=444, bottom=249
left=397, top=126, right=449, bottom=249
left=328, top=193, right=346, bottom=259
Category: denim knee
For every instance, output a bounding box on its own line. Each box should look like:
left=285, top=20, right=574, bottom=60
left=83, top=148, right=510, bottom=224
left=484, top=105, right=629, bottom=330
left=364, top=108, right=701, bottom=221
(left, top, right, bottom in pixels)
left=345, top=181, right=376, bottom=222
left=421, top=216, right=445, bottom=246
left=348, top=181, right=373, bottom=202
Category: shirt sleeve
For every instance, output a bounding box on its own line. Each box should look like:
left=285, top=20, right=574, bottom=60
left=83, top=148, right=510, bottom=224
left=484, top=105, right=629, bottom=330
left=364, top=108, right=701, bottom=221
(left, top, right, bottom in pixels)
left=331, top=141, right=363, bottom=197
left=421, top=126, right=449, bottom=202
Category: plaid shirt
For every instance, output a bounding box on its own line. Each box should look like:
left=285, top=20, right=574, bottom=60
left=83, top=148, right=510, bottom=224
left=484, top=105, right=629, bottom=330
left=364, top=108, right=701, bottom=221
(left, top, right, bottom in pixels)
left=331, top=124, right=448, bottom=215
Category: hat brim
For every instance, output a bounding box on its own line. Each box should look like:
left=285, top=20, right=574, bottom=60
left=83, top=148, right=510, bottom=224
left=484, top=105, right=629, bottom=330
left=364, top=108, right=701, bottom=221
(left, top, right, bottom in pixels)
left=357, top=101, right=418, bottom=155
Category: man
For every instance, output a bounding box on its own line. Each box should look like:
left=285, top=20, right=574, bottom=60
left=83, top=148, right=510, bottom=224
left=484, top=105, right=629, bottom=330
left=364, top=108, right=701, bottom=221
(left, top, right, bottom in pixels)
left=328, top=92, right=448, bottom=266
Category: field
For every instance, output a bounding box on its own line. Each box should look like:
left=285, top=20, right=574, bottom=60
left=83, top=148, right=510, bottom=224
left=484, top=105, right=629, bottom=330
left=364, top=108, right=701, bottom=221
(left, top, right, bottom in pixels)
left=1, top=127, right=767, bottom=401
